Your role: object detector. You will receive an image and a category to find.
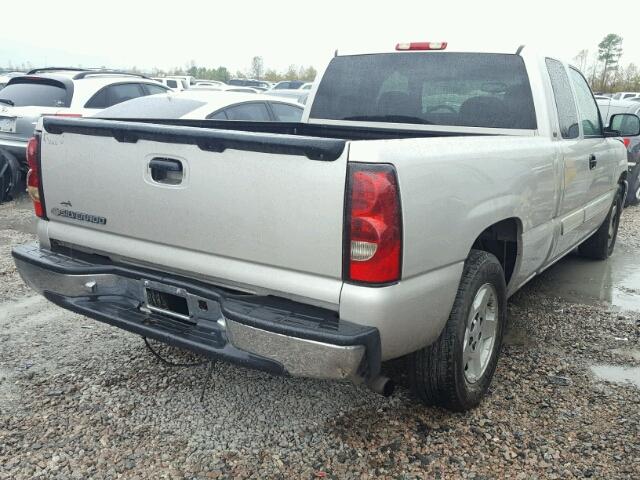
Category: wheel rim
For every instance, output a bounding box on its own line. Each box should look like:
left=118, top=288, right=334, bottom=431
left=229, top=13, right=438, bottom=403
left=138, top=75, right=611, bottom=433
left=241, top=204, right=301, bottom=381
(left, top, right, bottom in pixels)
left=608, top=203, right=619, bottom=248
left=463, top=283, right=498, bottom=384
left=635, top=186, right=640, bottom=201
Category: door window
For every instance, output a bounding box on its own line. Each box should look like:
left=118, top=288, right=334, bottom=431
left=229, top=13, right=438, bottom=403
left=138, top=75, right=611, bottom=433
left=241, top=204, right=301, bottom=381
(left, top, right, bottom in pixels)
left=270, top=103, right=303, bottom=121
left=568, top=68, right=602, bottom=137
left=85, top=83, right=146, bottom=109
left=213, top=102, right=271, bottom=121
left=144, top=84, right=169, bottom=96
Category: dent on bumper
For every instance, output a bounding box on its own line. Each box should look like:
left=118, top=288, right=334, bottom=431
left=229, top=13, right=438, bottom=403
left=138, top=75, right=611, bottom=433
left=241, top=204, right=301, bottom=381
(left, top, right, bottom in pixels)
left=13, top=243, right=378, bottom=382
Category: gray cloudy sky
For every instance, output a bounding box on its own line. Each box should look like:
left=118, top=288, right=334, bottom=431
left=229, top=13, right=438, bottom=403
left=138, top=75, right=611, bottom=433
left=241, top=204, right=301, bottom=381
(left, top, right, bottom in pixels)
left=2, top=0, right=639, bottom=73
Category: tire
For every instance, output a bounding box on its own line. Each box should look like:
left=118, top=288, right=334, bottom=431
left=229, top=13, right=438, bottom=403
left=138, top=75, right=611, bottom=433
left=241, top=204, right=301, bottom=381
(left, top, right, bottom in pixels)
left=578, top=185, right=623, bottom=260
left=408, top=250, right=507, bottom=411
left=0, top=149, right=22, bottom=203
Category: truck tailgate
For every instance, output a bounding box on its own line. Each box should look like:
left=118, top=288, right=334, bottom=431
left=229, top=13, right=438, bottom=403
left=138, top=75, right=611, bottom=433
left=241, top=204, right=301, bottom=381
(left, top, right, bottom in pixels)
left=38, top=118, right=348, bottom=306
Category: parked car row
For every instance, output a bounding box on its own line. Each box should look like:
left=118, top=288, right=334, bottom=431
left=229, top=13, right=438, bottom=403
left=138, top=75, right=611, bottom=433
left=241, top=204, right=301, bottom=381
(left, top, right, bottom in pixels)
left=0, top=68, right=310, bottom=202
left=93, top=90, right=304, bottom=122
left=148, top=75, right=313, bottom=93
left=0, top=68, right=173, bottom=200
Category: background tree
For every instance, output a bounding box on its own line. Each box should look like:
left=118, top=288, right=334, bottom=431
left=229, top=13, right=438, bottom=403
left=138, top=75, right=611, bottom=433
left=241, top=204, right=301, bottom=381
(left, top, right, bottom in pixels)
left=597, top=34, right=623, bottom=90
left=284, top=64, right=299, bottom=81
left=249, top=56, right=264, bottom=80
left=263, top=68, right=279, bottom=81
left=623, top=63, right=639, bottom=91
left=300, top=66, right=317, bottom=81
left=573, top=49, right=588, bottom=72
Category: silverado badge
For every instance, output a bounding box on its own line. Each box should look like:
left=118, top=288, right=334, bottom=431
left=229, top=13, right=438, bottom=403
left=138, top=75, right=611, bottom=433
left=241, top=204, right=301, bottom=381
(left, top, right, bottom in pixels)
left=51, top=208, right=107, bottom=225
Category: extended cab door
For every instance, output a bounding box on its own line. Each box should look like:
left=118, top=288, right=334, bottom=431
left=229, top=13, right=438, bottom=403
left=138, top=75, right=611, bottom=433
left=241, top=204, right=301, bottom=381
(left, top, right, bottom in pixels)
left=545, top=58, right=591, bottom=257
left=567, top=67, right=619, bottom=235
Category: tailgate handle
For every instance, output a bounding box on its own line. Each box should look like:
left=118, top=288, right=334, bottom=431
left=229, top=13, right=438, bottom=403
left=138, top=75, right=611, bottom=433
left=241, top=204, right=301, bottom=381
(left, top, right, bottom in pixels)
left=149, top=158, right=183, bottom=185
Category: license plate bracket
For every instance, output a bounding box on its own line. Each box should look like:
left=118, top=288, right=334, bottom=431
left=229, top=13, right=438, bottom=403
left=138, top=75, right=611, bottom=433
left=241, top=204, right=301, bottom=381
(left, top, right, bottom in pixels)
left=142, top=280, right=193, bottom=322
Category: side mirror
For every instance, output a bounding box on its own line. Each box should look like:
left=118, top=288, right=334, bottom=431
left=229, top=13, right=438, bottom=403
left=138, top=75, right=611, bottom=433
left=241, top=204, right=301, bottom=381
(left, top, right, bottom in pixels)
left=605, top=113, right=640, bottom=137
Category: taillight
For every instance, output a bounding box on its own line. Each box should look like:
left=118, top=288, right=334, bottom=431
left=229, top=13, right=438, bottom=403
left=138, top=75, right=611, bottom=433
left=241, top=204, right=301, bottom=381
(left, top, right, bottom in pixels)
left=623, top=138, right=631, bottom=149
left=345, top=163, right=402, bottom=284
left=26, top=136, right=45, bottom=219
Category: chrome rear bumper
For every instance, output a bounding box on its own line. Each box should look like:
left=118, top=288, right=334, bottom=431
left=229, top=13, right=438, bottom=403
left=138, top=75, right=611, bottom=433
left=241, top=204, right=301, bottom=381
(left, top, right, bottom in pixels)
left=13, top=243, right=380, bottom=382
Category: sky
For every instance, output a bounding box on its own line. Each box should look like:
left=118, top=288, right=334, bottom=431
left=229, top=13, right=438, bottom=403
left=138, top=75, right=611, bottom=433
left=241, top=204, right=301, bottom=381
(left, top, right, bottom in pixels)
left=2, top=0, right=640, bottom=74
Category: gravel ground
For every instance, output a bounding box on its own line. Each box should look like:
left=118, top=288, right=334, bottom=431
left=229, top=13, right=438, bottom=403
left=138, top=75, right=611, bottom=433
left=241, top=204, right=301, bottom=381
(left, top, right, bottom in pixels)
left=1, top=197, right=639, bottom=479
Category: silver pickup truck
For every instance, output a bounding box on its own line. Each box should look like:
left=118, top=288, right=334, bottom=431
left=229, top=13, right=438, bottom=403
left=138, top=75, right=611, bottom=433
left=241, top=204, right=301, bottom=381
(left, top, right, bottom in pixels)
left=13, top=44, right=640, bottom=411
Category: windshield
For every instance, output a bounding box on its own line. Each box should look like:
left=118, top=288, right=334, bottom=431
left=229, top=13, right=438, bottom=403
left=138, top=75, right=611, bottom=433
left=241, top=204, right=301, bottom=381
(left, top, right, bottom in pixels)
left=310, top=52, right=537, bottom=130
left=0, top=80, right=69, bottom=107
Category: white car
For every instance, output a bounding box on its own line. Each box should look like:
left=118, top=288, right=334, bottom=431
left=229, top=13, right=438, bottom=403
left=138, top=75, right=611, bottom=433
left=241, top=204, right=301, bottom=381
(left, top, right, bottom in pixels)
left=193, top=80, right=226, bottom=88
left=264, top=88, right=309, bottom=104
left=93, top=90, right=304, bottom=122
left=152, top=77, right=188, bottom=91
left=0, top=68, right=170, bottom=201
left=0, top=72, right=23, bottom=90
left=188, top=84, right=261, bottom=94
left=596, top=97, right=640, bottom=126
left=611, top=92, right=640, bottom=101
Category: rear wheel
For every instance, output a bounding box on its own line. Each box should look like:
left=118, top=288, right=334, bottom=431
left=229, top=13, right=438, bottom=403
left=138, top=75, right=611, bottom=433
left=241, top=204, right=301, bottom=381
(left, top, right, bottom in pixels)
left=408, top=250, right=506, bottom=411
left=0, top=149, right=22, bottom=203
left=578, top=185, right=622, bottom=260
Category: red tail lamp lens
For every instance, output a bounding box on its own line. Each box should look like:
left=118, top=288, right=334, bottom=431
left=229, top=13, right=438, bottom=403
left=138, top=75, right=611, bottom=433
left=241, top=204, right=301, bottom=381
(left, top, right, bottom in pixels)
left=345, top=164, right=402, bottom=284
left=26, top=136, right=45, bottom=218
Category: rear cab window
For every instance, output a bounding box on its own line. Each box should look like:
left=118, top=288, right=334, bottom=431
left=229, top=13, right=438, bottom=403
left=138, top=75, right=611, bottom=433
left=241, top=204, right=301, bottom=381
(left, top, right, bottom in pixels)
left=310, top=52, right=537, bottom=129
left=0, top=78, right=70, bottom=107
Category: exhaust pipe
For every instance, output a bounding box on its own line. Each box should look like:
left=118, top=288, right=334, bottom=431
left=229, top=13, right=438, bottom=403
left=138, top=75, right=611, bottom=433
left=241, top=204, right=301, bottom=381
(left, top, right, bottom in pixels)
left=367, top=375, right=395, bottom=397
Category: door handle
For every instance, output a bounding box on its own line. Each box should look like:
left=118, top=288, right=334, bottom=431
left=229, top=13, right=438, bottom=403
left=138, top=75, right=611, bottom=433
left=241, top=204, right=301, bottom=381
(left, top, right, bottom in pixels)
left=149, top=158, right=183, bottom=184
left=588, top=154, right=597, bottom=170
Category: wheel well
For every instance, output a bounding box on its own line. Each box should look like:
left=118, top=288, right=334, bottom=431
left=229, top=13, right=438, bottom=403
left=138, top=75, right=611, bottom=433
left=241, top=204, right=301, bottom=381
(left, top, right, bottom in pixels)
left=471, top=218, right=520, bottom=285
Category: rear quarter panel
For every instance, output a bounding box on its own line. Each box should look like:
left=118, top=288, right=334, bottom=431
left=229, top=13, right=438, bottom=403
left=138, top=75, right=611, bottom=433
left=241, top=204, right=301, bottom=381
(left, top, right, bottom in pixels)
left=349, top=135, right=559, bottom=278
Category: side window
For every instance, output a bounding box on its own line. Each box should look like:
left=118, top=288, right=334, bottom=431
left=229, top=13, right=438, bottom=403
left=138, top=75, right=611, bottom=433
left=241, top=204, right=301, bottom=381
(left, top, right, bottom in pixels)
left=166, top=79, right=178, bottom=88
left=84, top=88, right=107, bottom=109
left=624, top=93, right=637, bottom=99
left=220, top=102, right=271, bottom=121
left=270, top=103, right=303, bottom=121
left=104, top=83, right=146, bottom=108
left=568, top=68, right=602, bottom=137
left=208, top=110, right=228, bottom=120
left=145, top=84, right=169, bottom=96
left=545, top=58, right=579, bottom=139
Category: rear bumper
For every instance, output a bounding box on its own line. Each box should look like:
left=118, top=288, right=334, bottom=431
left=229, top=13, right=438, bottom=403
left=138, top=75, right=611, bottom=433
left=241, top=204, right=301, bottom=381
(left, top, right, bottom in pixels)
left=12, top=243, right=380, bottom=382
left=0, top=137, right=28, bottom=160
